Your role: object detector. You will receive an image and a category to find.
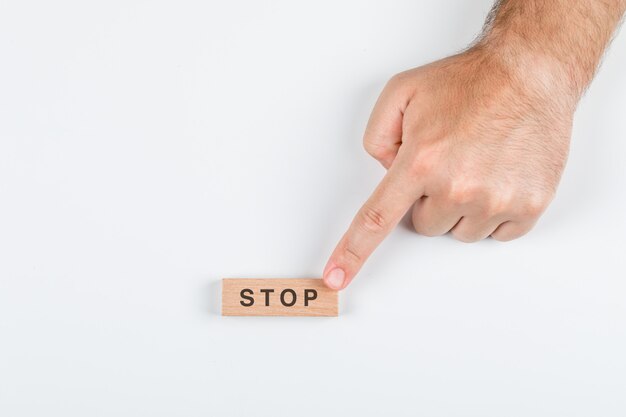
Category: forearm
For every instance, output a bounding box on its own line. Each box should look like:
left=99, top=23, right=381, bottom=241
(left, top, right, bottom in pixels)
left=478, top=0, right=626, bottom=99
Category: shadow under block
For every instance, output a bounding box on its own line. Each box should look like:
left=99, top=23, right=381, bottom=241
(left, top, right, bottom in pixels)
left=222, top=279, right=338, bottom=317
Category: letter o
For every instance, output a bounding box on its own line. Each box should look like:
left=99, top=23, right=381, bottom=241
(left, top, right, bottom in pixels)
left=280, top=289, right=297, bottom=307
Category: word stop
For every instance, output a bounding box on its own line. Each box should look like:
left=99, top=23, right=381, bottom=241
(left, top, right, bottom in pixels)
left=222, top=278, right=338, bottom=317
left=240, top=288, right=318, bottom=307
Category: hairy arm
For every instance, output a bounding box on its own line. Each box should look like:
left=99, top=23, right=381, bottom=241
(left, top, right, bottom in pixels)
left=481, top=0, right=626, bottom=96
left=322, top=0, right=626, bottom=290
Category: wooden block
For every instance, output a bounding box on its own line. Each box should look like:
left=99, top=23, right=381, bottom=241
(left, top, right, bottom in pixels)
left=222, top=278, right=338, bottom=317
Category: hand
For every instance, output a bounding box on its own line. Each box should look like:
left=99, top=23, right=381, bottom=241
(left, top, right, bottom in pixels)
left=323, top=46, right=578, bottom=290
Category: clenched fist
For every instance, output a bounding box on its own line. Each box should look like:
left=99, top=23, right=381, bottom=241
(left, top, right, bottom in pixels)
left=372, top=49, right=574, bottom=244
left=322, top=0, right=626, bottom=291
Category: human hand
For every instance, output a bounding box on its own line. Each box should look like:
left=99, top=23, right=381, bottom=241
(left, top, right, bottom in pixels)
left=323, top=46, right=578, bottom=290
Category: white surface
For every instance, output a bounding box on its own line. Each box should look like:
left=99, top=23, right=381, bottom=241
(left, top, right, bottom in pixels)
left=1, top=1, right=626, bottom=416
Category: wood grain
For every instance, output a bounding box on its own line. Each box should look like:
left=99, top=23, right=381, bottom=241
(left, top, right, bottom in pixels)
left=221, top=279, right=338, bottom=317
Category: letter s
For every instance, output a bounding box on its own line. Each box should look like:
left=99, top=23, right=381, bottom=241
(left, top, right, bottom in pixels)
left=240, top=288, right=254, bottom=307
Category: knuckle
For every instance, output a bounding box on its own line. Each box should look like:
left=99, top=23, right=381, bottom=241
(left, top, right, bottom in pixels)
left=342, top=243, right=363, bottom=264
left=452, top=230, right=481, bottom=243
left=448, top=181, right=480, bottom=206
left=333, top=241, right=363, bottom=270
left=412, top=206, right=445, bottom=237
left=357, top=205, right=388, bottom=234
left=518, top=192, right=552, bottom=218
left=406, top=147, right=438, bottom=178
left=363, top=139, right=392, bottom=160
left=386, top=72, right=407, bottom=89
left=406, top=158, right=428, bottom=179
left=384, top=70, right=415, bottom=97
left=473, top=200, right=493, bottom=218
left=485, top=192, right=515, bottom=216
left=413, top=220, right=440, bottom=237
left=522, top=204, right=543, bottom=218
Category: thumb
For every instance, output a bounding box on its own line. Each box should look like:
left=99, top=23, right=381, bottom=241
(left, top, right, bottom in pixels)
left=323, top=163, right=422, bottom=290
left=363, top=75, right=411, bottom=169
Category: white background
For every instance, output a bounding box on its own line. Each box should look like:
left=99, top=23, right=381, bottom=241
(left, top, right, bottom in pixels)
left=1, top=1, right=625, bottom=416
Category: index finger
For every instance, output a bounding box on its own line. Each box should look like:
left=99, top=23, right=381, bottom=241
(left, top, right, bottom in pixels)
left=323, top=163, right=423, bottom=290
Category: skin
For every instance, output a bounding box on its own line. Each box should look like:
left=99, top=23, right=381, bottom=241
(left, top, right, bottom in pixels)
left=323, top=0, right=626, bottom=290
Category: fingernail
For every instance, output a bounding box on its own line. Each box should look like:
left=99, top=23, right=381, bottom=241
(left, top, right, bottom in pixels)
left=325, top=268, right=345, bottom=290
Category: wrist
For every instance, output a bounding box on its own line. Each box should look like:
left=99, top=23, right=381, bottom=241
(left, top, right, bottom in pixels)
left=472, top=33, right=582, bottom=110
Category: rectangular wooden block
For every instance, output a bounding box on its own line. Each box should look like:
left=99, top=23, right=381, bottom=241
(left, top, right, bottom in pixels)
left=222, top=278, right=338, bottom=317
